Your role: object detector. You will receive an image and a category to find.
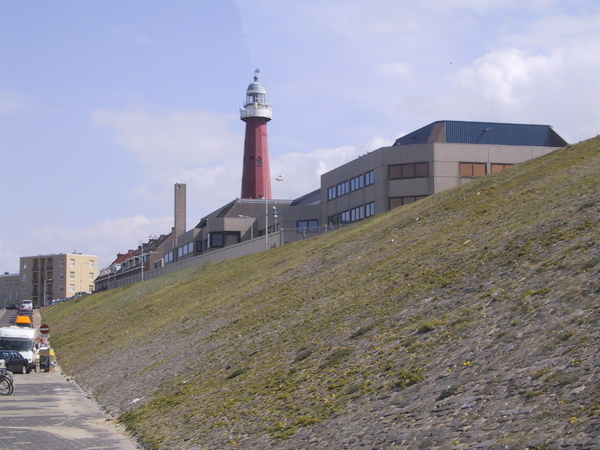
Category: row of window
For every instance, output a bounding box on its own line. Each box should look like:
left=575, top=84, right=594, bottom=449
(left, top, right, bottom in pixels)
left=389, top=162, right=428, bottom=179
left=391, top=161, right=514, bottom=181
left=329, top=201, right=375, bottom=226
left=328, top=170, right=375, bottom=200
left=460, top=162, right=513, bottom=177
left=297, top=219, right=318, bottom=232
left=389, top=195, right=428, bottom=209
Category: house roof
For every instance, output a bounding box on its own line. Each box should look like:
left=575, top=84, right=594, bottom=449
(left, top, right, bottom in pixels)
left=290, top=189, right=321, bottom=206
left=394, top=120, right=568, bottom=148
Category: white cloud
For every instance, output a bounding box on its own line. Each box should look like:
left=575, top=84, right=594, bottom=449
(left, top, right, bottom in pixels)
left=92, top=106, right=244, bottom=210
left=378, top=61, right=413, bottom=79
left=0, top=91, right=32, bottom=115
left=30, top=215, right=173, bottom=267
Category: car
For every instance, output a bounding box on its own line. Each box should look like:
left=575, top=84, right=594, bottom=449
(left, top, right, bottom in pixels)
left=17, top=306, right=33, bottom=316
left=0, top=350, right=30, bottom=374
left=5, top=304, right=18, bottom=310
left=20, top=300, right=33, bottom=308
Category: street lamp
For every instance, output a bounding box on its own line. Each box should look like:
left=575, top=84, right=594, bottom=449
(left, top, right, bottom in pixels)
left=265, top=175, right=284, bottom=250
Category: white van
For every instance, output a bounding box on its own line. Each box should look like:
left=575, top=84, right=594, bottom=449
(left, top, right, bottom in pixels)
left=21, top=299, right=33, bottom=308
left=0, top=326, right=39, bottom=372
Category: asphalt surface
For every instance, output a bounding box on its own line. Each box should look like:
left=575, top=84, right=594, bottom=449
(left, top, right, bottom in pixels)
left=1, top=308, right=140, bottom=450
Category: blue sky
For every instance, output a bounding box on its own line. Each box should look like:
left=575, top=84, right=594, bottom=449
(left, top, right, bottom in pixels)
left=1, top=0, right=599, bottom=272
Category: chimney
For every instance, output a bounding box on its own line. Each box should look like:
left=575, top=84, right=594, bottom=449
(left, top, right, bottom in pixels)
left=174, top=183, right=187, bottom=239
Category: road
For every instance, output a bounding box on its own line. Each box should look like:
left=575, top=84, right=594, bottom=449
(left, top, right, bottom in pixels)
left=0, top=308, right=140, bottom=449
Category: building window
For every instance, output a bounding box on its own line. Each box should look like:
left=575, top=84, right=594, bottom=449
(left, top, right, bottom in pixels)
left=328, top=186, right=336, bottom=200
left=337, top=180, right=350, bottom=197
left=22, top=262, right=27, bottom=270
left=297, top=220, right=318, bottom=232
left=365, top=170, right=374, bottom=186
left=340, top=210, right=350, bottom=224
left=389, top=162, right=428, bottom=179
left=88, top=260, right=94, bottom=268
left=389, top=196, right=428, bottom=209
left=22, top=274, right=26, bottom=283
left=491, top=163, right=513, bottom=173
left=350, top=205, right=365, bottom=222
left=350, top=174, right=364, bottom=191
left=196, top=240, right=203, bottom=253
left=69, top=284, right=75, bottom=293
left=59, top=260, right=64, bottom=267
left=460, top=162, right=486, bottom=177
left=365, top=202, right=375, bottom=217
left=208, top=232, right=240, bottom=249
left=69, top=271, right=75, bottom=280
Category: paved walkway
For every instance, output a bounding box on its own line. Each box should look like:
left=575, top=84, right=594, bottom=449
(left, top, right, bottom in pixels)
left=0, top=366, right=140, bottom=450
left=1, top=308, right=140, bottom=449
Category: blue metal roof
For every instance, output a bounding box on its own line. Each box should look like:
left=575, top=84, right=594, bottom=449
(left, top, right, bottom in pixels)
left=394, top=120, right=567, bottom=147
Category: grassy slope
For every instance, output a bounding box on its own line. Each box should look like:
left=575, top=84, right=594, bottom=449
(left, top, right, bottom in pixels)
left=43, top=137, right=600, bottom=449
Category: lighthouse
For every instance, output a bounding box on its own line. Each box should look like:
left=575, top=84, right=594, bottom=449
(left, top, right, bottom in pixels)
left=240, top=69, right=273, bottom=199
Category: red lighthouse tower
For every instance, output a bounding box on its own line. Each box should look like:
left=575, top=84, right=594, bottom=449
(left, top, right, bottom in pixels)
left=240, top=70, right=273, bottom=199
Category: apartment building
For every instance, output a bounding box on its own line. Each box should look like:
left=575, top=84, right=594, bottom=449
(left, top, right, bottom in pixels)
left=0, top=272, right=20, bottom=308
left=20, top=253, right=98, bottom=306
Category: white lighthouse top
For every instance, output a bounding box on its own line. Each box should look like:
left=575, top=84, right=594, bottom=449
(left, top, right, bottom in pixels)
left=240, top=69, right=272, bottom=120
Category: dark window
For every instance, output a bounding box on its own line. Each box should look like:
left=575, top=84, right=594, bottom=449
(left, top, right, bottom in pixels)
left=365, top=170, right=374, bottom=185
left=297, top=220, right=318, bottom=232
left=389, top=162, right=428, bottom=179
left=224, top=232, right=241, bottom=246
left=389, top=196, right=428, bottom=209
left=195, top=240, right=203, bottom=253
left=210, top=233, right=224, bottom=248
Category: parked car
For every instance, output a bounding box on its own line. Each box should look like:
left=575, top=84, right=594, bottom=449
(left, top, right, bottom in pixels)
left=0, top=350, right=30, bottom=373
left=17, top=306, right=33, bottom=316
left=5, top=304, right=18, bottom=310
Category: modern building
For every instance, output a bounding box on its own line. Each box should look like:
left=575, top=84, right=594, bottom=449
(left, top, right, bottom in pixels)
left=319, top=120, right=568, bottom=228
left=0, top=272, right=20, bottom=308
left=240, top=70, right=274, bottom=200
left=19, top=253, right=98, bottom=306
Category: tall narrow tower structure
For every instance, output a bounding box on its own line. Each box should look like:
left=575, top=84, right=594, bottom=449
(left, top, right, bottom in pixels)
left=240, top=69, right=273, bottom=199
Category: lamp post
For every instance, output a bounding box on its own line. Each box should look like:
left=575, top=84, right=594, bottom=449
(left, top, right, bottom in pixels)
left=238, top=215, right=254, bottom=240
left=265, top=175, right=284, bottom=250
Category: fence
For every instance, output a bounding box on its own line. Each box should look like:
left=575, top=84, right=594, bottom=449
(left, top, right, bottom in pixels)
left=105, top=225, right=334, bottom=290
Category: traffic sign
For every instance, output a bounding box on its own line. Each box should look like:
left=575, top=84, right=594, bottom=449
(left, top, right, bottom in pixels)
left=39, top=324, right=50, bottom=334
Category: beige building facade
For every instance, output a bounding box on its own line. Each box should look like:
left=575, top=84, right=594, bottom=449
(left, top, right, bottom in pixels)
left=20, top=253, right=98, bottom=307
left=1, top=272, right=21, bottom=308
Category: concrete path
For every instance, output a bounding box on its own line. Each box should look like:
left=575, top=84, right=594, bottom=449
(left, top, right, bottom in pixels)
left=0, top=367, right=140, bottom=450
